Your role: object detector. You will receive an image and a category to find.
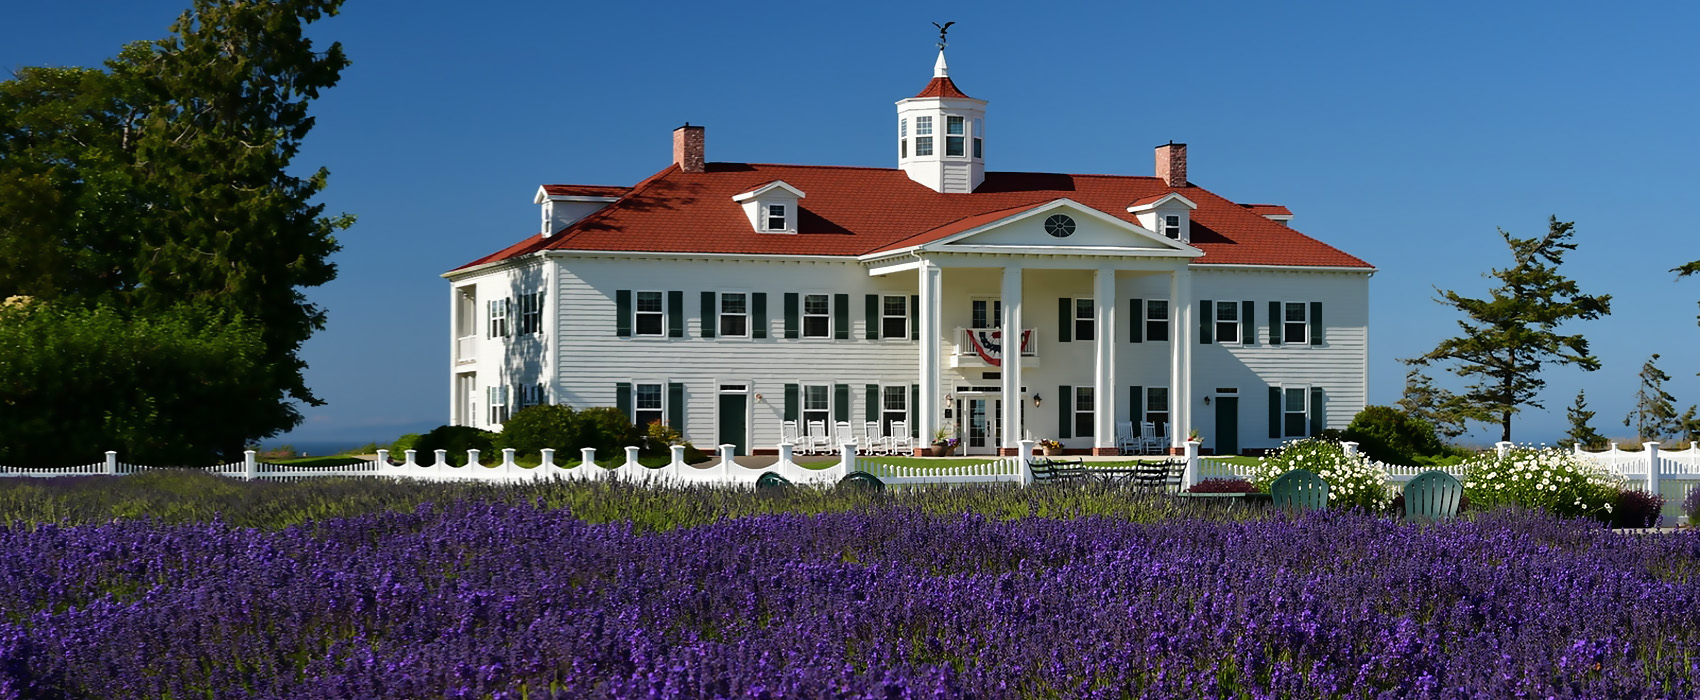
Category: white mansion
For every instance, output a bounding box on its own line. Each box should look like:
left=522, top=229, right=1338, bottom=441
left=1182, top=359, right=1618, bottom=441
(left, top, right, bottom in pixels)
left=445, top=50, right=1374, bottom=456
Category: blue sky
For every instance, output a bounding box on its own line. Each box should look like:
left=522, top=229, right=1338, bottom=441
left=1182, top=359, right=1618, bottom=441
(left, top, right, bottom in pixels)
left=5, top=0, right=1697, bottom=449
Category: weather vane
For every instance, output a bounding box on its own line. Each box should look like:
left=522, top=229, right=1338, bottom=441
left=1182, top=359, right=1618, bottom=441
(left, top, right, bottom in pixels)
left=932, top=21, right=954, bottom=50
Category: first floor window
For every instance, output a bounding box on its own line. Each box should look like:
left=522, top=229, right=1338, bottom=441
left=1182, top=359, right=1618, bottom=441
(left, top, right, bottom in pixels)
left=1215, top=302, right=1240, bottom=344
left=803, top=385, right=831, bottom=431
left=720, top=292, right=748, bottom=337
left=517, top=291, right=544, bottom=335
left=1146, top=299, right=1170, bottom=341
left=802, top=294, right=830, bottom=338
left=1074, top=299, right=1096, bottom=341
left=635, top=291, right=665, bottom=336
left=881, top=386, right=908, bottom=435
left=488, top=298, right=510, bottom=338
left=1284, top=302, right=1308, bottom=345
left=1074, top=386, right=1095, bottom=438
left=1144, top=388, right=1170, bottom=434
left=634, top=383, right=664, bottom=428
left=882, top=295, right=909, bottom=339
left=488, top=385, right=509, bottom=425
left=1284, top=387, right=1308, bottom=437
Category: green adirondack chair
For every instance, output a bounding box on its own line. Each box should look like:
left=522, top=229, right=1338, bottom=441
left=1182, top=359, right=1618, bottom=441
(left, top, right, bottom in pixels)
left=755, top=471, right=792, bottom=492
left=1402, top=470, right=1462, bottom=523
left=1269, top=469, right=1330, bottom=512
left=838, top=471, right=886, bottom=492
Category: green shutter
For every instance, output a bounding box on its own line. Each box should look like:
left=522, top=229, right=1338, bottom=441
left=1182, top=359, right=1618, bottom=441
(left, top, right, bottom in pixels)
left=700, top=292, right=717, bottom=338
left=1130, top=385, right=1143, bottom=423
left=865, top=384, right=880, bottom=421
left=615, top=290, right=631, bottom=337
left=1199, top=300, right=1214, bottom=344
left=910, top=384, right=920, bottom=438
left=1129, top=298, right=1143, bottom=343
left=667, top=291, right=683, bottom=338
left=865, top=295, right=881, bottom=339
left=1310, top=301, right=1324, bottom=346
left=616, top=382, right=632, bottom=422
left=784, top=384, right=799, bottom=422
left=1268, top=386, right=1281, bottom=439
left=1268, top=301, right=1282, bottom=345
left=1058, top=298, right=1072, bottom=343
left=1309, top=387, right=1324, bottom=436
left=784, top=293, right=799, bottom=339
left=752, top=293, right=768, bottom=338
left=909, top=295, right=919, bottom=340
left=1241, top=301, right=1255, bottom=345
left=1057, top=385, right=1073, bottom=439
left=834, top=384, right=850, bottom=423
left=668, top=382, right=684, bottom=429
left=834, top=293, right=850, bottom=340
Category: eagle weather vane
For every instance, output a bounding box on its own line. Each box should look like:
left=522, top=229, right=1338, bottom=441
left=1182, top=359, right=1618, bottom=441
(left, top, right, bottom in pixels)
left=932, top=21, right=954, bottom=50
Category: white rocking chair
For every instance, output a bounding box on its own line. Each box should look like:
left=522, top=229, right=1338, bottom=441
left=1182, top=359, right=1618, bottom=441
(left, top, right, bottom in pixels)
left=862, top=421, right=889, bottom=455
left=1115, top=421, right=1139, bottom=455
left=887, top=420, right=914, bottom=455
left=801, top=420, right=832, bottom=455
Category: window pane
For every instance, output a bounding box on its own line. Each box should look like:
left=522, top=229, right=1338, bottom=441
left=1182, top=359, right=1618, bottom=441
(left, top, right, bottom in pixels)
left=915, top=137, right=933, bottom=156
left=804, top=386, right=829, bottom=410
left=946, top=116, right=964, bottom=134
left=1075, top=387, right=1094, bottom=438
left=883, top=386, right=907, bottom=410
left=946, top=136, right=964, bottom=156
left=636, top=292, right=662, bottom=312
left=804, top=295, right=829, bottom=315
left=1146, top=300, right=1169, bottom=342
left=915, top=116, right=932, bottom=135
left=722, top=294, right=746, bottom=315
left=636, top=384, right=662, bottom=409
left=1217, top=304, right=1237, bottom=322
left=883, top=317, right=906, bottom=339
left=1285, top=388, right=1306, bottom=412
left=899, top=118, right=906, bottom=138
left=635, top=315, right=663, bottom=336
left=1147, top=388, right=1169, bottom=413
left=721, top=315, right=746, bottom=337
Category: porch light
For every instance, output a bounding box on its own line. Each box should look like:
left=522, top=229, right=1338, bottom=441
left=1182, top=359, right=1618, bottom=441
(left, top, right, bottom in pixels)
left=1032, top=393, right=1042, bottom=407
left=1204, top=396, right=1211, bottom=406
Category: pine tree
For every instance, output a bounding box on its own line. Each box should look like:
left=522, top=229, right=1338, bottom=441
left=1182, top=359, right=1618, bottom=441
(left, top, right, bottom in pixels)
left=1395, top=369, right=1474, bottom=440
left=1406, top=217, right=1612, bottom=442
left=1559, top=389, right=1606, bottom=450
left=1624, top=354, right=1679, bottom=443
left=1678, top=405, right=1700, bottom=449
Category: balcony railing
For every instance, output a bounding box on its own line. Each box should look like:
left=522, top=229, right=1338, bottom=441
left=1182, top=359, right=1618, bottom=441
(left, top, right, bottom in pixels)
left=456, top=335, right=476, bottom=364
left=951, top=327, right=1037, bottom=368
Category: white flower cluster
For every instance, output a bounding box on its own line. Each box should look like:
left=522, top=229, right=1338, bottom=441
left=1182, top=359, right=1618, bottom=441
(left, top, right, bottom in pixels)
left=1251, top=439, right=1392, bottom=509
left=1460, top=446, right=1622, bottom=514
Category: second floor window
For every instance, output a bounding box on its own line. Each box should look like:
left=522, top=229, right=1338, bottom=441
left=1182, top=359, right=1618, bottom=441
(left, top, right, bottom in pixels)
left=634, top=291, right=665, bottom=336
left=1284, top=302, right=1308, bottom=345
left=517, top=291, right=544, bottom=335
left=882, top=295, right=909, bottom=338
left=1215, top=302, right=1239, bottom=344
left=803, top=294, right=830, bottom=338
left=1146, top=299, right=1170, bottom=342
left=488, top=298, right=510, bottom=338
left=720, top=293, right=748, bottom=337
left=1074, top=299, right=1096, bottom=341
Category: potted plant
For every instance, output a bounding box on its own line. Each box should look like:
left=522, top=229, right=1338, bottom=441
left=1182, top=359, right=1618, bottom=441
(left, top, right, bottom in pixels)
left=1187, top=428, right=1202, bottom=443
left=1038, top=439, right=1063, bottom=456
left=928, top=427, right=958, bottom=457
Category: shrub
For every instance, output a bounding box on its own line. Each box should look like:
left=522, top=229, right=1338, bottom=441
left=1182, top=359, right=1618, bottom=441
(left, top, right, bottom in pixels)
left=643, top=420, right=708, bottom=463
left=1607, top=489, right=1665, bottom=529
left=1686, top=488, right=1700, bottom=523
left=1250, top=439, right=1391, bottom=511
left=1459, top=446, right=1620, bottom=519
left=1187, top=478, right=1259, bottom=493
left=1342, top=405, right=1447, bottom=466
left=574, top=407, right=643, bottom=459
left=388, top=433, right=421, bottom=455
left=496, top=405, right=580, bottom=459
left=411, top=425, right=497, bottom=466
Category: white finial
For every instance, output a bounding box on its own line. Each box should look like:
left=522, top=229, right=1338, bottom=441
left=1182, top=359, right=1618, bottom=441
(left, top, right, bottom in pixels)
left=934, top=50, right=949, bottom=78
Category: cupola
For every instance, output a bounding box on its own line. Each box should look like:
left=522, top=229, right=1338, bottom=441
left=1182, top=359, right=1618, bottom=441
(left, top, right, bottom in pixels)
left=895, top=48, right=986, bottom=193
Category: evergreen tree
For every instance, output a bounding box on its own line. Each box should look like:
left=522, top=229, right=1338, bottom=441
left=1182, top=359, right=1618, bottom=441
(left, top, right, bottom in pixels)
left=1396, top=369, right=1474, bottom=440
left=1624, top=354, right=1679, bottom=443
left=1406, top=217, right=1612, bottom=442
left=1678, top=405, right=1700, bottom=449
left=0, top=0, right=351, bottom=456
left=1559, top=389, right=1607, bottom=450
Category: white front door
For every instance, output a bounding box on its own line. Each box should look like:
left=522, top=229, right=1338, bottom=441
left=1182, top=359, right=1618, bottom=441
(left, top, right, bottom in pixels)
left=957, top=396, right=1003, bottom=455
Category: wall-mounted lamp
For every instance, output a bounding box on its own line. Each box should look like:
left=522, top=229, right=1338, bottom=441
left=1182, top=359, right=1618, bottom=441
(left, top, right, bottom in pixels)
left=1032, top=393, right=1043, bottom=407
left=945, top=393, right=953, bottom=402
left=754, top=394, right=764, bottom=402
left=1203, top=396, right=1211, bottom=406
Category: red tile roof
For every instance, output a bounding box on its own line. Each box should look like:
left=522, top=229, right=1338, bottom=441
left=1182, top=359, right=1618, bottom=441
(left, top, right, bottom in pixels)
left=455, top=164, right=1372, bottom=271
left=541, top=185, right=630, bottom=198
left=1240, top=203, right=1293, bottom=217
left=913, top=76, right=973, bottom=99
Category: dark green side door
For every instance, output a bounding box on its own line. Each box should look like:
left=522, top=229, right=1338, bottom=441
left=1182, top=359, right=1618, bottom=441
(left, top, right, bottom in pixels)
left=1215, top=396, right=1239, bottom=456
left=718, top=393, right=748, bottom=456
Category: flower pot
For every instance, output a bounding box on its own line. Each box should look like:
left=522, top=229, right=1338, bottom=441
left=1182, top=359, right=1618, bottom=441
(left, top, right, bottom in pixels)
left=927, top=444, right=954, bottom=457
left=1040, top=446, right=1062, bottom=456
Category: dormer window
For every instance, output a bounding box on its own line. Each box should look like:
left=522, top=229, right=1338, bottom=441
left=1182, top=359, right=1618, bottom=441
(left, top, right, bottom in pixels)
left=915, top=116, right=933, bottom=156
left=732, top=180, right=805, bottom=234
left=766, top=205, right=787, bottom=231
left=1164, top=215, right=1181, bottom=239
left=541, top=202, right=552, bottom=235
left=946, top=116, right=965, bottom=156
left=1127, top=193, right=1198, bottom=244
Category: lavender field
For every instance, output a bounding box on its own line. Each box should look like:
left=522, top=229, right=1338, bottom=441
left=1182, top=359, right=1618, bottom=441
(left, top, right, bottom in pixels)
left=1, top=482, right=1697, bottom=700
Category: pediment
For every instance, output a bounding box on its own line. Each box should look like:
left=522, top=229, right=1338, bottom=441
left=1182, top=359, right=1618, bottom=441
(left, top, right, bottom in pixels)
left=930, top=199, right=1197, bottom=255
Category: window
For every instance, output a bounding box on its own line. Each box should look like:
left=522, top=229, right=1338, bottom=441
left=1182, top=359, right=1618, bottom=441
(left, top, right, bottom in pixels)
left=971, top=299, right=1002, bottom=329
left=634, top=383, right=664, bottom=428
left=1146, top=299, right=1170, bottom=342
left=541, top=202, right=552, bottom=235
left=1074, top=386, right=1095, bottom=438
left=1215, top=302, right=1239, bottom=344
left=487, top=298, right=510, bottom=338
left=634, top=291, right=665, bottom=336
left=719, top=292, right=748, bottom=337
left=881, top=295, right=908, bottom=339
left=515, top=383, right=545, bottom=411
left=914, top=116, right=933, bottom=156
left=1144, top=388, right=1170, bottom=434
left=1284, top=302, right=1308, bottom=345
left=898, top=118, right=907, bottom=159
left=973, top=118, right=983, bottom=158
left=946, top=115, right=965, bottom=156
left=516, top=291, right=544, bottom=335
left=881, top=385, right=908, bottom=435
left=1284, top=387, right=1308, bottom=437
left=765, top=204, right=787, bottom=231
left=487, top=385, right=509, bottom=425
left=1073, top=298, right=1096, bottom=341
left=803, top=385, right=831, bottom=429
left=1163, top=215, right=1181, bottom=239
left=802, top=294, right=830, bottom=338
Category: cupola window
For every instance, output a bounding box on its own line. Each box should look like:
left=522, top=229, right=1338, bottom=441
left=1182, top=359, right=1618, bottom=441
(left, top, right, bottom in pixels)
left=915, top=116, right=934, bottom=156
left=946, top=116, right=965, bottom=156
left=899, top=118, right=908, bottom=158
left=973, top=118, right=983, bottom=158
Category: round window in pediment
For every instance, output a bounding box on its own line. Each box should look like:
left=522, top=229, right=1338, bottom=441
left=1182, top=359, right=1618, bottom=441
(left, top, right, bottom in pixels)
left=1044, top=214, right=1076, bottom=238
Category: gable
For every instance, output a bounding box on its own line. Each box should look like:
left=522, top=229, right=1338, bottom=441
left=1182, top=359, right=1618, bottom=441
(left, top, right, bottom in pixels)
left=937, top=201, right=1191, bottom=254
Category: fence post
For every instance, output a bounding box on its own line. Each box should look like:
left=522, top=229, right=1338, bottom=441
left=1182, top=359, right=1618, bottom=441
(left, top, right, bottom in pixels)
left=1340, top=441, right=1358, bottom=457
left=777, top=442, right=795, bottom=468
left=670, top=445, right=686, bottom=469
left=105, top=451, right=118, bottom=476
left=1184, top=440, right=1201, bottom=488
left=466, top=449, right=481, bottom=468
left=540, top=448, right=556, bottom=470
left=376, top=449, right=390, bottom=467
left=1018, top=439, right=1036, bottom=486
left=839, top=442, right=857, bottom=475
left=434, top=449, right=448, bottom=468
left=243, top=450, right=258, bottom=481
left=580, top=447, right=596, bottom=468
left=624, top=446, right=641, bottom=469
left=502, top=448, right=517, bottom=470
left=1495, top=441, right=1513, bottom=458
left=718, top=444, right=736, bottom=471
left=405, top=449, right=419, bottom=468
left=1644, top=441, right=1660, bottom=497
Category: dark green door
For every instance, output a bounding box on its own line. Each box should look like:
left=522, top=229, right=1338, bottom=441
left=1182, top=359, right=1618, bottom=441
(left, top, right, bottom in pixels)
left=718, top=393, right=748, bottom=456
left=1215, top=397, right=1239, bottom=456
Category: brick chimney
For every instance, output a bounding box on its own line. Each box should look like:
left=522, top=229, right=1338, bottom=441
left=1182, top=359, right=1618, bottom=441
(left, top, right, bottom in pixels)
left=673, top=124, right=705, bottom=173
left=1155, top=141, right=1187, bottom=188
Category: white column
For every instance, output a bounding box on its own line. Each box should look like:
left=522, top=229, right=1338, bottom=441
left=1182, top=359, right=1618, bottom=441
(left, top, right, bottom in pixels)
left=917, top=260, right=943, bottom=451
left=1093, top=267, right=1116, bottom=451
left=1000, top=265, right=1024, bottom=451
left=1168, top=267, right=1193, bottom=451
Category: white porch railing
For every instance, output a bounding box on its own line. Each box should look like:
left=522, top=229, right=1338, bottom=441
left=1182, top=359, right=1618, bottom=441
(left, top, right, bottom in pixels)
left=951, top=327, right=1037, bottom=367
left=455, top=335, right=476, bottom=364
